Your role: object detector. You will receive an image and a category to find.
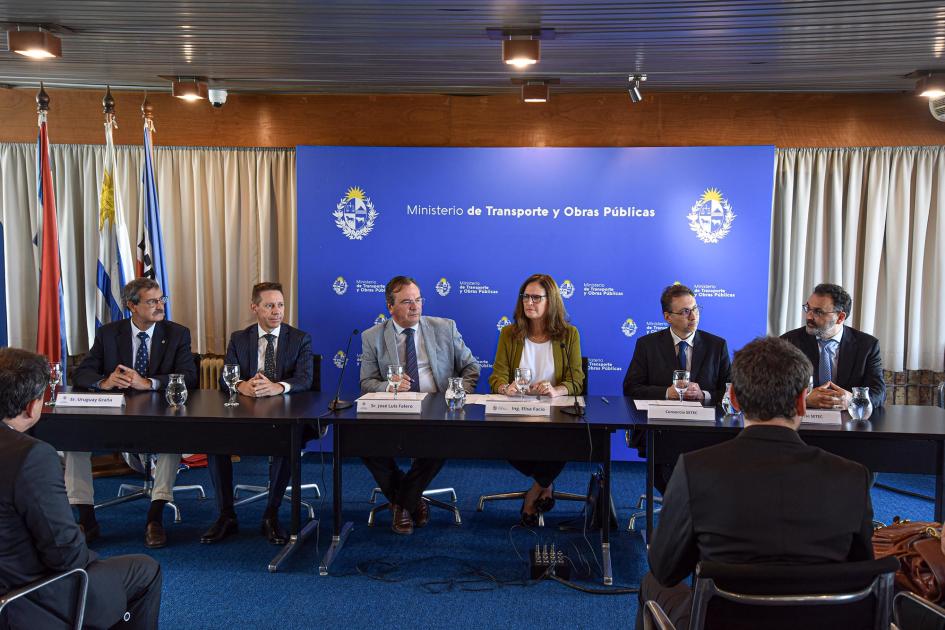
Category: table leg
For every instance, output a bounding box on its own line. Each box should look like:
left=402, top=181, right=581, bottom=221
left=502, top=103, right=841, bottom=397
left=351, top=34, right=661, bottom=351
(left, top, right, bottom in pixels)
left=269, top=422, right=317, bottom=573
left=646, top=430, right=654, bottom=546
left=320, top=423, right=353, bottom=576
left=602, top=430, right=613, bottom=586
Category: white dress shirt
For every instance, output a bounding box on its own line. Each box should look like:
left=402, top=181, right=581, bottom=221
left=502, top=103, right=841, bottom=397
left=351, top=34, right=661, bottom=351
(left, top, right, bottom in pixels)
left=391, top=320, right=436, bottom=392
left=255, top=324, right=291, bottom=393
left=669, top=328, right=711, bottom=403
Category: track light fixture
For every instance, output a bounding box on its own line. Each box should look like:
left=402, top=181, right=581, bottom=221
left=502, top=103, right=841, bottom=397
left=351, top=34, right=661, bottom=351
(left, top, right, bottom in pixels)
left=488, top=28, right=555, bottom=68
left=629, top=73, right=647, bottom=103
left=171, top=76, right=209, bottom=101
left=7, top=27, right=62, bottom=59
left=511, top=77, right=559, bottom=104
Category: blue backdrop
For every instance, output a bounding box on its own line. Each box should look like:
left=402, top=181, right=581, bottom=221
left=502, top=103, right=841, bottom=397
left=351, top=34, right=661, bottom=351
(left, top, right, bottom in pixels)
left=297, top=146, right=775, bottom=459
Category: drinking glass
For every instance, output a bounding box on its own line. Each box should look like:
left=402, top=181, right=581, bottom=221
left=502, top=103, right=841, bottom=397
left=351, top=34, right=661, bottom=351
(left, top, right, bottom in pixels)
left=165, top=374, right=188, bottom=408
left=45, top=361, right=62, bottom=406
left=721, top=382, right=736, bottom=415
left=222, top=363, right=240, bottom=407
left=445, top=376, right=466, bottom=411
left=672, top=370, right=690, bottom=402
left=386, top=364, right=403, bottom=398
left=849, top=386, right=873, bottom=421
left=514, top=367, right=532, bottom=402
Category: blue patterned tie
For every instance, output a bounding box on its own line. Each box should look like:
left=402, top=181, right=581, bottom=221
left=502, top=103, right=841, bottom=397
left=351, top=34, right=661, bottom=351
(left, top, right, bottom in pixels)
left=403, top=328, right=420, bottom=392
left=677, top=340, right=689, bottom=371
left=818, top=339, right=838, bottom=386
left=135, top=331, right=149, bottom=377
left=262, top=334, right=276, bottom=380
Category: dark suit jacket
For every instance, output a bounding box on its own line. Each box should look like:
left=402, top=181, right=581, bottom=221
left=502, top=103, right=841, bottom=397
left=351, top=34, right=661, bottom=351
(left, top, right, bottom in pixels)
left=0, top=426, right=126, bottom=628
left=781, top=325, right=886, bottom=408
left=218, top=323, right=313, bottom=393
left=648, top=424, right=874, bottom=587
left=623, top=328, right=732, bottom=403
left=73, top=318, right=197, bottom=391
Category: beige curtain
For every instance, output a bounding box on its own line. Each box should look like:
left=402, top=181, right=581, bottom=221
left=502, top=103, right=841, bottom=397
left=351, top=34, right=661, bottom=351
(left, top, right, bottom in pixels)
left=770, top=147, right=945, bottom=371
left=0, top=142, right=295, bottom=355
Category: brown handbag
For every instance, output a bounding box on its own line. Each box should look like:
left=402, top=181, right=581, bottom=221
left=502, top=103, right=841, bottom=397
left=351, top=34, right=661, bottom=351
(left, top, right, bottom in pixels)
left=872, top=518, right=945, bottom=603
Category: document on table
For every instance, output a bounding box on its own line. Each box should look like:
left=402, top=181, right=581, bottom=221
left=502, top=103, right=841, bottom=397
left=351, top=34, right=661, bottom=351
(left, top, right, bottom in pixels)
left=357, top=392, right=428, bottom=401
left=464, top=394, right=585, bottom=407
left=634, top=399, right=702, bottom=411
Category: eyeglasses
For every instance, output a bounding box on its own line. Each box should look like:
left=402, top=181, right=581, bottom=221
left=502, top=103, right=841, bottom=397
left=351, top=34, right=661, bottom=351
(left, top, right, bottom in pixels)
left=520, top=294, right=547, bottom=304
left=141, top=296, right=168, bottom=307
left=397, top=298, right=424, bottom=307
left=667, top=305, right=700, bottom=317
left=802, top=304, right=839, bottom=317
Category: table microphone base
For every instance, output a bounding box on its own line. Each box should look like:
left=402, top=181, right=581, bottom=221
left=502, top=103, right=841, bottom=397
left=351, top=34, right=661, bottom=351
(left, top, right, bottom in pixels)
left=328, top=399, right=353, bottom=411
left=560, top=405, right=585, bottom=417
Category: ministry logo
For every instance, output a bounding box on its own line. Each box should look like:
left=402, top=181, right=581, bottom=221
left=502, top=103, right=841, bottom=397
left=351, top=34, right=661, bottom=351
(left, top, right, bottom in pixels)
left=435, top=277, right=451, bottom=297
left=688, top=188, right=735, bottom=244
left=496, top=316, right=511, bottom=331
left=333, top=350, right=347, bottom=369
left=333, top=186, right=379, bottom=241
left=332, top=276, right=348, bottom=295
left=373, top=313, right=387, bottom=326
left=560, top=280, right=575, bottom=299
left=621, top=318, right=638, bottom=338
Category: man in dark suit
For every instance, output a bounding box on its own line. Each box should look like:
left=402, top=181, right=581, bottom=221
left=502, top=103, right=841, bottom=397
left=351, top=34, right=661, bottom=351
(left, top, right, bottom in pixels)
left=201, top=282, right=313, bottom=546
left=0, top=348, right=162, bottom=629
left=623, top=284, right=732, bottom=492
left=69, top=278, right=197, bottom=549
left=781, top=282, right=885, bottom=410
left=637, top=337, right=874, bottom=630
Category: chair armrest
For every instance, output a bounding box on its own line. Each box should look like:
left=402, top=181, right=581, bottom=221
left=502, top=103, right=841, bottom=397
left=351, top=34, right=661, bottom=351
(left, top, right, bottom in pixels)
left=0, top=567, right=89, bottom=629
left=643, top=600, right=677, bottom=630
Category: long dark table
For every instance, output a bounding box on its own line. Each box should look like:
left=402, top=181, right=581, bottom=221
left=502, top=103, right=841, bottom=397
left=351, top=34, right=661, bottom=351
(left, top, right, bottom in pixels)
left=33, top=388, right=320, bottom=572
left=313, top=394, right=636, bottom=585
left=632, top=402, right=945, bottom=542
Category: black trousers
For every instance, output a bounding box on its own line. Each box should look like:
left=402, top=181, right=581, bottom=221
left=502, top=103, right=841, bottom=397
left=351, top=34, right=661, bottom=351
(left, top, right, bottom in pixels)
left=508, top=460, right=567, bottom=488
left=362, top=457, right=444, bottom=513
left=207, top=454, right=289, bottom=516
left=636, top=572, right=691, bottom=630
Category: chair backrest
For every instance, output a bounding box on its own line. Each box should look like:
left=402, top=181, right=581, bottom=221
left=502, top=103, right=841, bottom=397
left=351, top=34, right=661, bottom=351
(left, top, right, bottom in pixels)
left=894, top=591, right=945, bottom=630
left=312, top=354, right=322, bottom=393
left=690, top=557, right=898, bottom=630
left=581, top=356, right=589, bottom=396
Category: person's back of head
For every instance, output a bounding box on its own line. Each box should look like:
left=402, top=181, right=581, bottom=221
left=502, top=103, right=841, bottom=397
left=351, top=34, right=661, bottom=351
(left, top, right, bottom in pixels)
left=731, top=336, right=812, bottom=424
left=0, top=348, right=49, bottom=431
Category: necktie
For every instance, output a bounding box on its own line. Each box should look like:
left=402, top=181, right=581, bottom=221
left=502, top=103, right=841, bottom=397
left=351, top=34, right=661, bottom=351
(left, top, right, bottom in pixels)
left=263, top=334, right=276, bottom=380
left=403, top=328, right=420, bottom=392
left=677, top=340, right=689, bottom=371
left=818, top=339, right=838, bottom=386
left=135, top=332, right=150, bottom=376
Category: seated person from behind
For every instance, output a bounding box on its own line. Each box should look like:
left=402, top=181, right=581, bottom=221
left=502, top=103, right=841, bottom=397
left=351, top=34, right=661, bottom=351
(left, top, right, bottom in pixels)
left=202, top=281, right=314, bottom=546
left=489, top=273, right=584, bottom=527
left=781, top=282, right=885, bottom=410
left=636, top=336, right=874, bottom=630
left=0, top=348, right=162, bottom=630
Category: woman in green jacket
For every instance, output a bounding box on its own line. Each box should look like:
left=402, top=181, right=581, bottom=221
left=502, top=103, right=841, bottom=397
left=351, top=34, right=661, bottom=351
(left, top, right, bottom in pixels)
left=489, top=273, right=585, bottom=526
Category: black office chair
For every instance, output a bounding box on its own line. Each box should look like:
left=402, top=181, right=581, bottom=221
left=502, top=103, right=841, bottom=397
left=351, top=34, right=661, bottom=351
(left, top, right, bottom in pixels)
left=0, top=567, right=89, bottom=629
left=476, top=357, right=591, bottom=527
left=233, top=354, right=322, bottom=519
left=893, top=591, right=945, bottom=630
left=643, top=557, right=898, bottom=630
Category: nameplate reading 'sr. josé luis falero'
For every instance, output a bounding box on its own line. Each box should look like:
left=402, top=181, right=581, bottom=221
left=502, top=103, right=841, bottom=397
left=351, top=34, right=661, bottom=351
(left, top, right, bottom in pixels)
left=485, top=400, right=552, bottom=416
left=647, top=405, right=716, bottom=421
left=356, top=392, right=426, bottom=414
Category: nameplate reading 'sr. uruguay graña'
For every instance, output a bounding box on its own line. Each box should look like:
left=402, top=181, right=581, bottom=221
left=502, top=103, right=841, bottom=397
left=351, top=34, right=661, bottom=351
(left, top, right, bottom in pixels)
left=54, top=393, right=126, bottom=408
left=485, top=400, right=552, bottom=416
left=647, top=405, right=715, bottom=421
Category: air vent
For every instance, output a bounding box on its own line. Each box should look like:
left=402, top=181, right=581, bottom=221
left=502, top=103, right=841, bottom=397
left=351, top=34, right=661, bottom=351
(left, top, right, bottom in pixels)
left=929, top=96, right=945, bottom=121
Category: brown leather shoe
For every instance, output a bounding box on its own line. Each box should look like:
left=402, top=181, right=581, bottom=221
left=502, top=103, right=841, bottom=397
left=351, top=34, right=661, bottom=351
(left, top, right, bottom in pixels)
left=144, top=521, right=167, bottom=549
left=412, top=500, right=430, bottom=528
left=391, top=504, right=414, bottom=535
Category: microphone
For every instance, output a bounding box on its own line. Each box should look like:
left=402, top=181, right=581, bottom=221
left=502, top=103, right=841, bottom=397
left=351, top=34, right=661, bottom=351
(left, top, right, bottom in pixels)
left=559, top=338, right=584, bottom=417
left=328, top=329, right=359, bottom=411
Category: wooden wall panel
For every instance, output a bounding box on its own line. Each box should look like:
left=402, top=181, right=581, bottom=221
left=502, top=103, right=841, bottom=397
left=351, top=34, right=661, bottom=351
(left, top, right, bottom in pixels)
left=0, top=87, right=943, bottom=148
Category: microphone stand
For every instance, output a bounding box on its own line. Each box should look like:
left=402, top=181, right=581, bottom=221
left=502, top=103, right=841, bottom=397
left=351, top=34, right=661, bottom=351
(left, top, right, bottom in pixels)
left=559, top=339, right=584, bottom=417
left=328, top=329, right=359, bottom=411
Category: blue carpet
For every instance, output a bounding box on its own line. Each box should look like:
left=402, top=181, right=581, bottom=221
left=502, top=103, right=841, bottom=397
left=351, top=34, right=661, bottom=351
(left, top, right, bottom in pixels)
left=83, top=456, right=935, bottom=629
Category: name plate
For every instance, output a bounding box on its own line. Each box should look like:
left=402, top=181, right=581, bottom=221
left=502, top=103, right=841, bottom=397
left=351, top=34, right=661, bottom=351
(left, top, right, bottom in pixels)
left=647, top=405, right=715, bottom=421
left=485, top=400, right=552, bottom=416
left=356, top=398, right=422, bottom=414
left=54, top=393, right=125, bottom=408
left=801, top=409, right=842, bottom=425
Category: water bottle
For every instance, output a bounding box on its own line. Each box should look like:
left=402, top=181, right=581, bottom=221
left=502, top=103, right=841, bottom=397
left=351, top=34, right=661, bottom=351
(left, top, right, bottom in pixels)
left=445, top=377, right=466, bottom=411
left=165, top=374, right=188, bottom=408
left=849, top=387, right=872, bottom=420
left=721, top=382, right=736, bottom=415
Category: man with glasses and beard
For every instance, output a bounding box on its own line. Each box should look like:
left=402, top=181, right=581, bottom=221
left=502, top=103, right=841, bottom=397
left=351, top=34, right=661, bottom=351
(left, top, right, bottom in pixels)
left=781, top=283, right=885, bottom=410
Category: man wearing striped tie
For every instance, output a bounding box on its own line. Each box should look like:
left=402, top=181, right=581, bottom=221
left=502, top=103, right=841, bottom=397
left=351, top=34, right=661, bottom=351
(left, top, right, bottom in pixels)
left=359, top=276, right=480, bottom=535
left=781, top=283, right=885, bottom=411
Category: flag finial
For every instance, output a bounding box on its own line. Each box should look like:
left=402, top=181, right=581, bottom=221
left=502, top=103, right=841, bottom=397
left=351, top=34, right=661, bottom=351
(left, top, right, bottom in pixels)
left=141, top=93, right=154, bottom=121
left=36, top=82, right=50, bottom=113
left=103, top=86, right=115, bottom=115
